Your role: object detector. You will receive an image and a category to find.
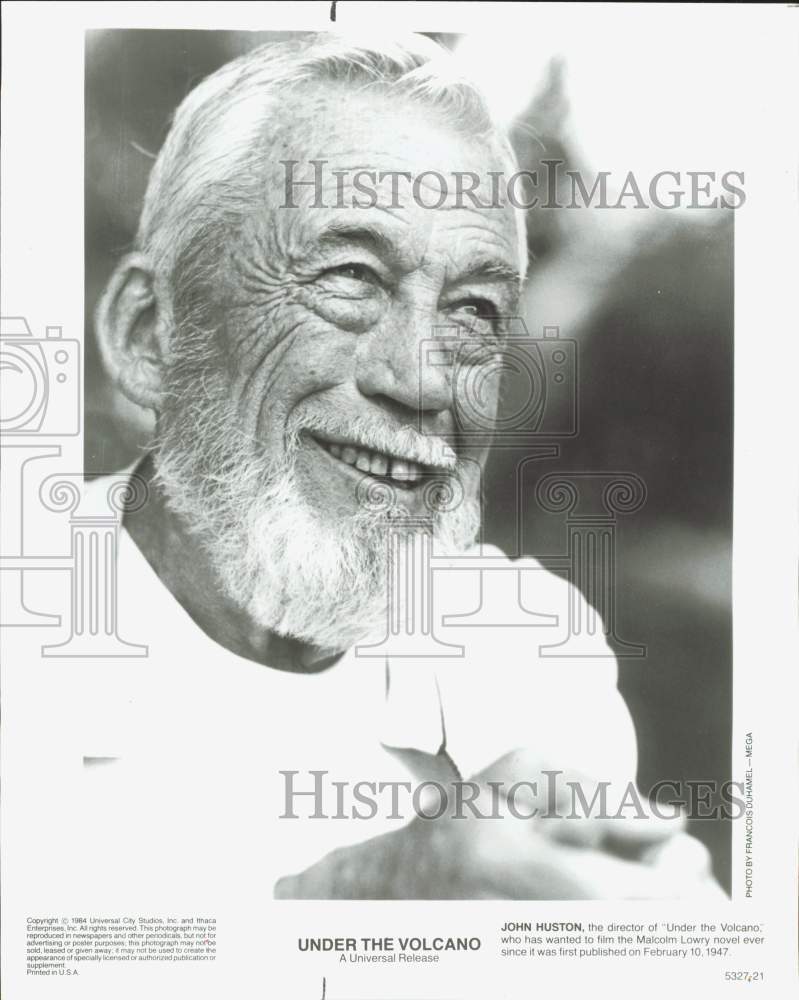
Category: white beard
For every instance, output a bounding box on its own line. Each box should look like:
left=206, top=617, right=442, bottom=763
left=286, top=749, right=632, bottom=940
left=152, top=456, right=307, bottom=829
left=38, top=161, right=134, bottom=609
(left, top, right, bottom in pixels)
left=153, top=388, right=480, bottom=653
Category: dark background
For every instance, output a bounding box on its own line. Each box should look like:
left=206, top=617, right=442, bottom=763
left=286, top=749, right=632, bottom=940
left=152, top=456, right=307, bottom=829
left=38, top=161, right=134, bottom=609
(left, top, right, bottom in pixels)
left=85, top=30, right=732, bottom=889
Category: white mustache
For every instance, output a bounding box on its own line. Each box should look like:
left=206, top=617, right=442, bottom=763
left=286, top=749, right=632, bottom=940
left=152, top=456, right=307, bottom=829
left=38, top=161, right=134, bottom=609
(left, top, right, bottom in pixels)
left=289, top=410, right=458, bottom=471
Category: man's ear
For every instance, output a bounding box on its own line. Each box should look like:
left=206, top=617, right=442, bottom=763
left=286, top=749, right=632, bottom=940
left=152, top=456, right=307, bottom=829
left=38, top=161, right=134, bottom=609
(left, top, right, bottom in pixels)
left=95, top=253, right=171, bottom=411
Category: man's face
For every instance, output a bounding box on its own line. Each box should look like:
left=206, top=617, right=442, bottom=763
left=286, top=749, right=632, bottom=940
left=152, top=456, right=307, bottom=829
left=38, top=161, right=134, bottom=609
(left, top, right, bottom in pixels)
left=155, top=86, right=523, bottom=650
left=220, top=88, right=521, bottom=517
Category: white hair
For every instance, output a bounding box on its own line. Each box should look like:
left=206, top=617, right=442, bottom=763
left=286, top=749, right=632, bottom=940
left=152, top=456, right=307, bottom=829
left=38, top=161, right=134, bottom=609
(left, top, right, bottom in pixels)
left=136, top=33, right=515, bottom=650
left=137, top=31, right=526, bottom=290
left=152, top=345, right=481, bottom=652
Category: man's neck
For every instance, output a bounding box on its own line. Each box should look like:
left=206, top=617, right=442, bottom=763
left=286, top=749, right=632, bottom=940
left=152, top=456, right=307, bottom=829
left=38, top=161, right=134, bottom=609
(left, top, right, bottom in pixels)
left=123, top=455, right=343, bottom=673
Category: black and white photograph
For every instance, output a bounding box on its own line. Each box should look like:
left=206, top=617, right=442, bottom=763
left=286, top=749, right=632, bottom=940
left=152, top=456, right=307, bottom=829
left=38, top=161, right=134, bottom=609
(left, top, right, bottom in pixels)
left=1, top=3, right=797, bottom=999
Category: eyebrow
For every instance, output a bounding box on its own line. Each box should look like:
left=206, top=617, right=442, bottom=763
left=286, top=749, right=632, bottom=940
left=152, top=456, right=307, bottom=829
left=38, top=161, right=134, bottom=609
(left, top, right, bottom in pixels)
left=451, top=257, right=523, bottom=286
left=314, top=222, right=397, bottom=259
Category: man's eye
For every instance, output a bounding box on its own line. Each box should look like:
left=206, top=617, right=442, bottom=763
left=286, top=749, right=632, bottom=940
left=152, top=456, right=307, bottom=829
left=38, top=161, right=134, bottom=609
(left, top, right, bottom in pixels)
left=448, top=298, right=499, bottom=332
left=324, top=263, right=379, bottom=284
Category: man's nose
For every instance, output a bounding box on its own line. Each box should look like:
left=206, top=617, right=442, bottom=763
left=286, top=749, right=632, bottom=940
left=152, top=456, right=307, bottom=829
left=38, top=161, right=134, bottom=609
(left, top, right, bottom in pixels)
left=355, top=306, right=452, bottom=422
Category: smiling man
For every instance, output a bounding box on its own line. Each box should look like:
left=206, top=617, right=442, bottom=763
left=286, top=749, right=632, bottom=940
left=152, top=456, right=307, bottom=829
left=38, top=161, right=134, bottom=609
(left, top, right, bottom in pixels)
left=91, top=32, right=722, bottom=900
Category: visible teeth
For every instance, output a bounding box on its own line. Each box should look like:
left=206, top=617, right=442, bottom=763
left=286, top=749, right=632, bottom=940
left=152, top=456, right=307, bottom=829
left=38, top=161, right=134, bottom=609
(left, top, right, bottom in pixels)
left=320, top=438, right=430, bottom=486
left=390, top=459, right=410, bottom=481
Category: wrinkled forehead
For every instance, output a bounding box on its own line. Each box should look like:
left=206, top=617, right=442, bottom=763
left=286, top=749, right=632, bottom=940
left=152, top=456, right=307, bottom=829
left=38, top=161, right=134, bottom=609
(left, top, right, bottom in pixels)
left=259, top=85, right=527, bottom=271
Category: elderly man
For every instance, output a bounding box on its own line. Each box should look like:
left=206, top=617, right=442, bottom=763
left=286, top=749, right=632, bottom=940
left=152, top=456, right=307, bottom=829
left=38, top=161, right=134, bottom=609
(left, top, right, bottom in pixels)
left=91, top=32, right=720, bottom=901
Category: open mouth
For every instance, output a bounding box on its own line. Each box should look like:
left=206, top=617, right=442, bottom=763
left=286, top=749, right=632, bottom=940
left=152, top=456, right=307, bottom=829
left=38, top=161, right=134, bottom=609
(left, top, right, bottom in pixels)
left=304, top=432, right=448, bottom=490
